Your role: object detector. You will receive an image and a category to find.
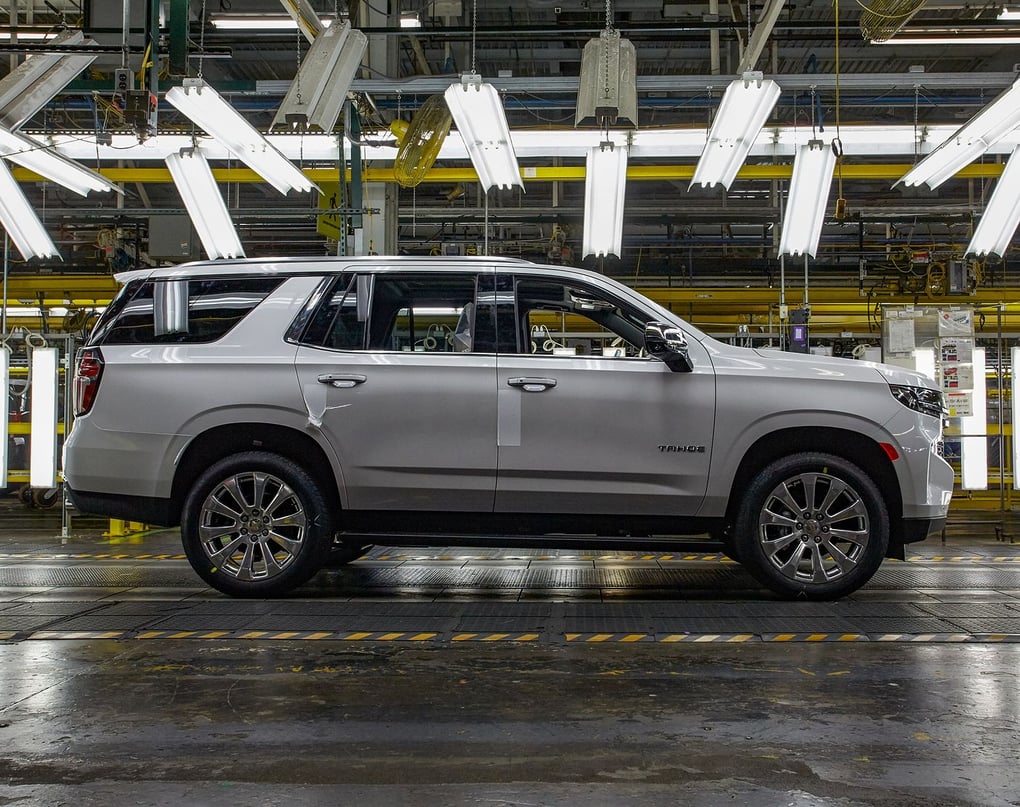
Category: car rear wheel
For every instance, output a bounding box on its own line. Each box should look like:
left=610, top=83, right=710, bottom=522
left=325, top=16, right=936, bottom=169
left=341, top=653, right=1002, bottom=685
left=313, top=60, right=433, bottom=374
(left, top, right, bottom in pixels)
left=733, top=452, right=888, bottom=600
left=181, top=451, right=335, bottom=597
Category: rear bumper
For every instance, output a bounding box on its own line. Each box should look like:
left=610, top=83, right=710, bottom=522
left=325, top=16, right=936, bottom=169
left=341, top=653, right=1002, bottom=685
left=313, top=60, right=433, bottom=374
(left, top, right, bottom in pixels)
left=65, top=485, right=176, bottom=527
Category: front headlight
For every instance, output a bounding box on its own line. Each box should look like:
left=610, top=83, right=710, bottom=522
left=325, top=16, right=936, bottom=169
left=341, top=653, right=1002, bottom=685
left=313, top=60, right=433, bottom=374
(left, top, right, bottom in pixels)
left=889, top=384, right=945, bottom=419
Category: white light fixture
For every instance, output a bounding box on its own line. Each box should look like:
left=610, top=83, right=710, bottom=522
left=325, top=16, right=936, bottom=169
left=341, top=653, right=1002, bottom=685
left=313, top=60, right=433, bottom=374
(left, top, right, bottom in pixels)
left=778, top=140, right=836, bottom=258
left=999, top=7, right=1020, bottom=20
left=400, top=12, right=422, bottom=28
left=0, top=125, right=119, bottom=196
left=272, top=21, right=367, bottom=132
left=209, top=14, right=334, bottom=30
left=165, top=78, right=317, bottom=195
left=1012, top=346, right=1020, bottom=490
left=0, top=347, right=8, bottom=485
left=0, top=32, right=49, bottom=41
left=29, top=346, right=59, bottom=489
left=0, top=160, right=59, bottom=259
left=878, top=34, right=1020, bottom=45
left=166, top=148, right=245, bottom=260
left=898, top=77, right=1020, bottom=189
left=691, top=72, right=781, bottom=190
left=583, top=141, right=628, bottom=259
left=966, top=146, right=1020, bottom=259
left=960, top=347, right=988, bottom=490
left=444, top=74, right=523, bottom=192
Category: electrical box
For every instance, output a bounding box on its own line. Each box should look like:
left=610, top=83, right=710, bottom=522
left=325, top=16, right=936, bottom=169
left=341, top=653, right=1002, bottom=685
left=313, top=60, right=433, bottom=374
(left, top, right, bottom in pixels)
left=113, top=68, right=133, bottom=95
left=124, top=89, right=157, bottom=135
left=788, top=307, right=810, bottom=353
left=948, top=260, right=969, bottom=295
left=148, top=215, right=197, bottom=260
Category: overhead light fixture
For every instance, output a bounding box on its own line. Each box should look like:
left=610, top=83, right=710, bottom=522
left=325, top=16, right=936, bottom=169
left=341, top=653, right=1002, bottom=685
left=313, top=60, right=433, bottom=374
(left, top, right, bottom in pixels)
left=965, top=146, right=1020, bottom=259
left=0, top=29, right=100, bottom=130
left=778, top=139, right=836, bottom=258
left=166, top=148, right=245, bottom=260
left=0, top=160, right=59, bottom=259
left=444, top=74, right=523, bottom=192
left=691, top=72, right=781, bottom=190
left=999, top=7, right=1020, bottom=20
left=582, top=141, right=628, bottom=259
left=878, top=34, right=1020, bottom=44
left=575, top=28, right=638, bottom=128
left=209, top=14, right=334, bottom=30
left=0, top=347, right=8, bottom=485
left=165, top=78, right=317, bottom=195
left=898, top=77, right=1020, bottom=189
left=400, top=12, right=422, bottom=28
left=272, top=20, right=367, bottom=132
left=0, top=126, right=119, bottom=196
left=29, top=345, right=59, bottom=489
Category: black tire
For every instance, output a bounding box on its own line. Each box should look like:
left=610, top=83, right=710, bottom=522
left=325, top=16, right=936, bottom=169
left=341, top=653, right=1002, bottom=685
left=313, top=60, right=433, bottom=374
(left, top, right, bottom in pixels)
left=733, top=452, right=889, bottom=600
left=181, top=451, right=336, bottom=597
left=324, top=539, right=371, bottom=568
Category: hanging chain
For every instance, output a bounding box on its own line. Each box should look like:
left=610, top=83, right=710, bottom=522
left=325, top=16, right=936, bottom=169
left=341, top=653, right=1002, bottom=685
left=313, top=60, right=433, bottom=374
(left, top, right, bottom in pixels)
left=809, top=86, right=817, bottom=139
left=197, top=0, right=207, bottom=78
left=602, top=0, right=614, bottom=136
left=605, top=0, right=613, bottom=33
left=295, top=25, right=302, bottom=104
left=913, top=86, right=920, bottom=162
left=471, top=0, right=478, bottom=74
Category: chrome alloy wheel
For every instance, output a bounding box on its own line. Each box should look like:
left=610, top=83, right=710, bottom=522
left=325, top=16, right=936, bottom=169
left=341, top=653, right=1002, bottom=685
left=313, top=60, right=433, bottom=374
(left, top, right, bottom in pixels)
left=198, top=471, right=307, bottom=582
left=757, top=471, right=870, bottom=584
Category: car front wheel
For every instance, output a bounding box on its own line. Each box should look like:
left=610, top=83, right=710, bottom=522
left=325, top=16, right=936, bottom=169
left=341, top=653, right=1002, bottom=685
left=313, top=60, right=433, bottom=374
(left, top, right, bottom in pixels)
left=181, top=451, right=335, bottom=597
left=733, top=452, right=889, bottom=600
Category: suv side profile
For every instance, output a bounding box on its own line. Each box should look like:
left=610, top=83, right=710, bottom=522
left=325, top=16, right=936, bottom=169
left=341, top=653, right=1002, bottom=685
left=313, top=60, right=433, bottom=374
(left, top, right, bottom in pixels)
left=64, top=257, right=953, bottom=599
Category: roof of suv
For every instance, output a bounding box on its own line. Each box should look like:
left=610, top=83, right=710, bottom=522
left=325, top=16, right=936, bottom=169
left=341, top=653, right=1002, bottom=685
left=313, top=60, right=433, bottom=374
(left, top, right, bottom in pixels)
left=115, top=255, right=541, bottom=284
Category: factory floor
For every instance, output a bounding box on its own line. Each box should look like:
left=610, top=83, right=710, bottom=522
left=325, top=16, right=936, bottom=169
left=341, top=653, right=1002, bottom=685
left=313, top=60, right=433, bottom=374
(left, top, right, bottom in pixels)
left=1, top=505, right=1019, bottom=806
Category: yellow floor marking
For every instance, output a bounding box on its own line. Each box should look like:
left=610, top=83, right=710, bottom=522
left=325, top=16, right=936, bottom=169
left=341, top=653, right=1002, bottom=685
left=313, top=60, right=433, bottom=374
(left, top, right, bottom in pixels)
left=240, top=631, right=268, bottom=639
left=272, top=632, right=300, bottom=639
left=727, top=634, right=755, bottom=642
left=136, top=631, right=163, bottom=639
left=199, top=631, right=230, bottom=639
left=514, top=633, right=540, bottom=642
left=839, top=634, right=864, bottom=641
left=565, top=633, right=581, bottom=641
left=694, top=634, right=720, bottom=642
left=409, top=633, right=437, bottom=641
left=806, top=633, right=828, bottom=641
left=377, top=632, right=404, bottom=641
left=168, top=631, right=196, bottom=639
left=452, top=633, right=476, bottom=641
left=772, top=633, right=796, bottom=642
left=586, top=634, right=613, bottom=642
left=305, top=632, right=331, bottom=640
left=620, top=634, right=646, bottom=642
left=482, top=633, right=510, bottom=641
left=343, top=632, right=372, bottom=641
left=659, top=635, right=687, bottom=642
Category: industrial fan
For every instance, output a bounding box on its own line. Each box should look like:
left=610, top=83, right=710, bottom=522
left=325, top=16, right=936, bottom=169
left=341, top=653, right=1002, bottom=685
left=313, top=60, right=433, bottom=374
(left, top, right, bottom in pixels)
left=392, top=94, right=452, bottom=188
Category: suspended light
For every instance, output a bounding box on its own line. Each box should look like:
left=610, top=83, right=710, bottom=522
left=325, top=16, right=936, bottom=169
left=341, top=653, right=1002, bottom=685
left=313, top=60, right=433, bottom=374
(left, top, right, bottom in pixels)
left=166, top=148, right=245, bottom=260
left=778, top=140, right=836, bottom=258
left=29, top=346, right=59, bottom=489
left=691, top=72, right=781, bottom=190
left=444, top=74, right=523, bottom=192
left=165, top=78, right=317, bottom=195
left=583, top=141, right=628, bottom=259
left=966, top=146, right=1020, bottom=259
left=0, top=126, right=119, bottom=196
left=0, top=160, right=59, bottom=259
left=898, top=77, right=1020, bottom=190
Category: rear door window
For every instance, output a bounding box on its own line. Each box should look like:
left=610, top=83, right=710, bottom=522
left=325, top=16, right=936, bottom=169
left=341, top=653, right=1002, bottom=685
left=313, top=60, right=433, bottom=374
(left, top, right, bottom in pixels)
left=92, top=276, right=285, bottom=345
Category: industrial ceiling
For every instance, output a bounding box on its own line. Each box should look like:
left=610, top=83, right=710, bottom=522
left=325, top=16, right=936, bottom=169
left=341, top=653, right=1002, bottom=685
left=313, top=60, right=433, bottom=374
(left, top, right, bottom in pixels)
left=0, top=0, right=1018, bottom=288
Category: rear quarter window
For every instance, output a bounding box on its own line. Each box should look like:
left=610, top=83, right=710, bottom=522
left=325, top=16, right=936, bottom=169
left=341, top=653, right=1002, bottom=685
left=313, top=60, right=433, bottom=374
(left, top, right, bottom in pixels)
left=91, top=276, right=285, bottom=345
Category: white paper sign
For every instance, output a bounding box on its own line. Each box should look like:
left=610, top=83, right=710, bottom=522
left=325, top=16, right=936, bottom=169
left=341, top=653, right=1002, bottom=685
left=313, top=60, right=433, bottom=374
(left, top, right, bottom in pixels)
left=941, top=364, right=974, bottom=391
left=939, top=337, right=974, bottom=364
left=946, top=392, right=973, bottom=418
left=938, top=309, right=974, bottom=337
left=887, top=318, right=915, bottom=354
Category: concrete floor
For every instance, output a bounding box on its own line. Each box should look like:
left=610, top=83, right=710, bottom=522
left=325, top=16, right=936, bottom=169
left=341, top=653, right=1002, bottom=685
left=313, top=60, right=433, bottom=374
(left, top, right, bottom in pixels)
left=2, top=507, right=1020, bottom=806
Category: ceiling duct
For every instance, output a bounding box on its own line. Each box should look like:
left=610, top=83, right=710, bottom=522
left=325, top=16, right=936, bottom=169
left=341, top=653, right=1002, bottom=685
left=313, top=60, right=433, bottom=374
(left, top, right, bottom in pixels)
left=859, top=0, right=927, bottom=43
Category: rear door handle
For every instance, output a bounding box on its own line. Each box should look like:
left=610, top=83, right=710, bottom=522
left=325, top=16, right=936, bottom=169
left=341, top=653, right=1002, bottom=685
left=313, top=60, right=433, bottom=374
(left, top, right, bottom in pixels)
left=507, top=376, right=557, bottom=392
left=317, top=373, right=367, bottom=388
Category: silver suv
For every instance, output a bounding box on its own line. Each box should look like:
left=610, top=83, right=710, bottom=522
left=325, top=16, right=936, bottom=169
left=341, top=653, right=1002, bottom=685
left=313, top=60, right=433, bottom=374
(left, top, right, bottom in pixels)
left=63, top=256, right=953, bottom=599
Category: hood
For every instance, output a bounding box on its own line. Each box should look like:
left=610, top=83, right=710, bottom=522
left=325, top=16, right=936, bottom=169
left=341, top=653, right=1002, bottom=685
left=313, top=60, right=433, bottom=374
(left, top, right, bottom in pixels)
left=747, top=347, right=937, bottom=390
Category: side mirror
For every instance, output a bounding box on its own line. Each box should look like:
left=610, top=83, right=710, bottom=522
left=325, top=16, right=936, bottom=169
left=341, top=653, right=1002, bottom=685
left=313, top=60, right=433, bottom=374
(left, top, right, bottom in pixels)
left=644, top=322, right=694, bottom=372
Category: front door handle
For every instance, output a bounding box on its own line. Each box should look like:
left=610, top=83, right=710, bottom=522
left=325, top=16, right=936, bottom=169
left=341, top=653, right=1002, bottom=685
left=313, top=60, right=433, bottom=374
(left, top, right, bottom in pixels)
left=507, top=376, right=557, bottom=392
left=318, top=373, right=367, bottom=388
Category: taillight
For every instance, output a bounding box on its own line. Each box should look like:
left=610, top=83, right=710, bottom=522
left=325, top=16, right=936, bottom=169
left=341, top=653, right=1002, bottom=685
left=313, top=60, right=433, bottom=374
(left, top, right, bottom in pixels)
left=73, top=348, right=104, bottom=416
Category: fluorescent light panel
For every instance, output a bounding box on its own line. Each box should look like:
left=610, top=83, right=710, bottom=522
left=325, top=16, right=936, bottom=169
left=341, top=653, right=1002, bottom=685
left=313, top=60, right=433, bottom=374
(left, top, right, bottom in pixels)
left=444, top=75, right=523, bottom=192
left=0, top=348, right=8, bottom=484
left=0, top=125, right=118, bottom=196
left=29, top=346, right=59, bottom=489
left=0, top=160, right=59, bottom=259
left=165, top=78, right=316, bottom=195
left=583, top=143, right=628, bottom=259
left=899, top=76, right=1020, bottom=189
left=778, top=140, right=836, bottom=258
left=960, top=347, right=988, bottom=490
left=166, top=149, right=245, bottom=260
left=966, top=146, right=1020, bottom=258
left=691, top=74, right=781, bottom=190
left=1013, top=346, right=1020, bottom=489
left=209, top=14, right=335, bottom=29
left=879, top=35, right=1020, bottom=44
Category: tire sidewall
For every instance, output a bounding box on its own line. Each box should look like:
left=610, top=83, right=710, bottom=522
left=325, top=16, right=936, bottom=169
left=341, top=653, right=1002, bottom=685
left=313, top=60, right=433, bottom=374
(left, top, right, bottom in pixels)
left=181, top=451, right=335, bottom=597
left=733, top=452, right=890, bottom=600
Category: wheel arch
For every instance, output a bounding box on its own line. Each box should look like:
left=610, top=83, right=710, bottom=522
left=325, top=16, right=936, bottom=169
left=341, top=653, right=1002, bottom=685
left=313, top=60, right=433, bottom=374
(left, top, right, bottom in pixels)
left=168, top=423, right=341, bottom=525
left=724, top=426, right=905, bottom=556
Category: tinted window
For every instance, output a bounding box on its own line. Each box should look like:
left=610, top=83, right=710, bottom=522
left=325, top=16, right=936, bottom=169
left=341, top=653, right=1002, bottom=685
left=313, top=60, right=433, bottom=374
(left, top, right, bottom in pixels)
left=300, top=274, right=367, bottom=350
left=368, top=274, right=480, bottom=352
left=95, top=276, right=284, bottom=345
